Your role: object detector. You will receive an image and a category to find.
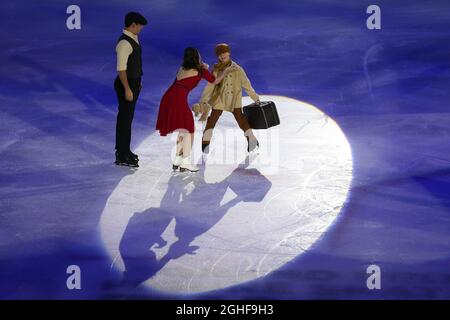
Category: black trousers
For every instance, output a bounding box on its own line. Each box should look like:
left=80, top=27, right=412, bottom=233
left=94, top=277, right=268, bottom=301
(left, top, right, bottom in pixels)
left=114, top=76, right=141, bottom=156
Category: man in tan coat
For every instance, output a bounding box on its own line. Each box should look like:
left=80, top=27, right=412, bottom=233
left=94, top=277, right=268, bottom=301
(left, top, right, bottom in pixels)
left=198, top=43, right=260, bottom=154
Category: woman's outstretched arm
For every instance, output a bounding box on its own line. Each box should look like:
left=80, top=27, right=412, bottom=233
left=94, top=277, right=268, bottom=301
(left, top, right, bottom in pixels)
left=212, top=66, right=237, bottom=84
left=201, top=63, right=236, bottom=84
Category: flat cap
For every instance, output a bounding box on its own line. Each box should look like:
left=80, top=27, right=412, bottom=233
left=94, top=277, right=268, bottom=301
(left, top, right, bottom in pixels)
left=125, top=12, right=148, bottom=27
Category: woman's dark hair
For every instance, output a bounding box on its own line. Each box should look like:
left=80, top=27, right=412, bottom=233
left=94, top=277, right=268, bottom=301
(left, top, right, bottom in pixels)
left=182, top=47, right=203, bottom=72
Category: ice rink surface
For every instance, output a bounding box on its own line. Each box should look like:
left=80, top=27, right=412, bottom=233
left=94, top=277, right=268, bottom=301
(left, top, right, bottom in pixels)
left=101, top=96, right=352, bottom=294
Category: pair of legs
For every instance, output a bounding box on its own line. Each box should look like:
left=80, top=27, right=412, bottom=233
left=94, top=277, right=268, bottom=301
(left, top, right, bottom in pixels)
left=202, top=108, right=257, bottom=150
left=114, top=76, right=141, bottom=160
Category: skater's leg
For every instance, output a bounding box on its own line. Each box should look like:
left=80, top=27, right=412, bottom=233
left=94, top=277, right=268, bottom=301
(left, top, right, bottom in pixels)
left=233, top=108, right=256, bottom=138
left=178, top=130, right=199, bottom=172
left=124, top=100, right=137, bottom=155
left=125, top=78, right=140, bottom=155
left=115, top=77, right=134, bottom=158
left=175, top=132, right=193, bottom=157
left=202, top=109, right=223, bottom=151
left=172, top=133, right=184, bottom=170
left=176, top=134, right=183, bottom=157
left=232, top=108, right=259, bottom=152
left=179, top=130, right=193, bottom=157
left=114, top=77, right=125, bottom=155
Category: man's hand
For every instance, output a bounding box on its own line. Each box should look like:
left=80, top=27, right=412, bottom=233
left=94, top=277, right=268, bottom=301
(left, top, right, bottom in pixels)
left=125, top=88, right=134, bottom=102
left=118, top=71, right=134, bottom=102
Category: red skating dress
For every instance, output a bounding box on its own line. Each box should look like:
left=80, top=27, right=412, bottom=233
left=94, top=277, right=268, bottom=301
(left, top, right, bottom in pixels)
left=156, top=69, right=216, bottom=136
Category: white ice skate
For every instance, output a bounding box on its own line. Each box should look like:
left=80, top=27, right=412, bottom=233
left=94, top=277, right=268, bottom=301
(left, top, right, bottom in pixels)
left=179, top=157, right=199, bottom=172
left=247, top=138, right=260, bottom=154
left=172, top=155, right=183, bottom=171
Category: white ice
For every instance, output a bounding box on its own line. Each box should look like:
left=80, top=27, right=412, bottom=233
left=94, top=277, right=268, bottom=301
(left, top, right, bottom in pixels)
left=99, top=95, right=353, bottom=294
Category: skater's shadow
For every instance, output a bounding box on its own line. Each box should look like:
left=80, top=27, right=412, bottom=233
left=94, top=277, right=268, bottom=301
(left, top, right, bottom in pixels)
left=118, top=157, right=272, bottom=287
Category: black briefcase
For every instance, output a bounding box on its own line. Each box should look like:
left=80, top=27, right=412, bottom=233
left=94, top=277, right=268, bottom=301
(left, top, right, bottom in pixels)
left=243, top=101, right=280, bottom=129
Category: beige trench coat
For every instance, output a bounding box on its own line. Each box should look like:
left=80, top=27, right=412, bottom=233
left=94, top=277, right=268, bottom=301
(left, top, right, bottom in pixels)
left=199, top=61, right=259, bottom=114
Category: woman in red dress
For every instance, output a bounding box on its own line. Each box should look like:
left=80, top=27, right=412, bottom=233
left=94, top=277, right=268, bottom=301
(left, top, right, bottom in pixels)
left=156, top=47, right=233, bottom=172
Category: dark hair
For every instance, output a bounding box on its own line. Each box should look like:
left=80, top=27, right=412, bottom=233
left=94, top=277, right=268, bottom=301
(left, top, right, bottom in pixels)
left=182, top=47, right=203, bottom=73
left=125, top=12, right=148, bottom=28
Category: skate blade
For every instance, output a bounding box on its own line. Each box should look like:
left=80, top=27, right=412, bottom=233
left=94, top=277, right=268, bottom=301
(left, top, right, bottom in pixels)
left=115, top=161, right=139, bottom=168
left=179, top=167, right=199, bottom=173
